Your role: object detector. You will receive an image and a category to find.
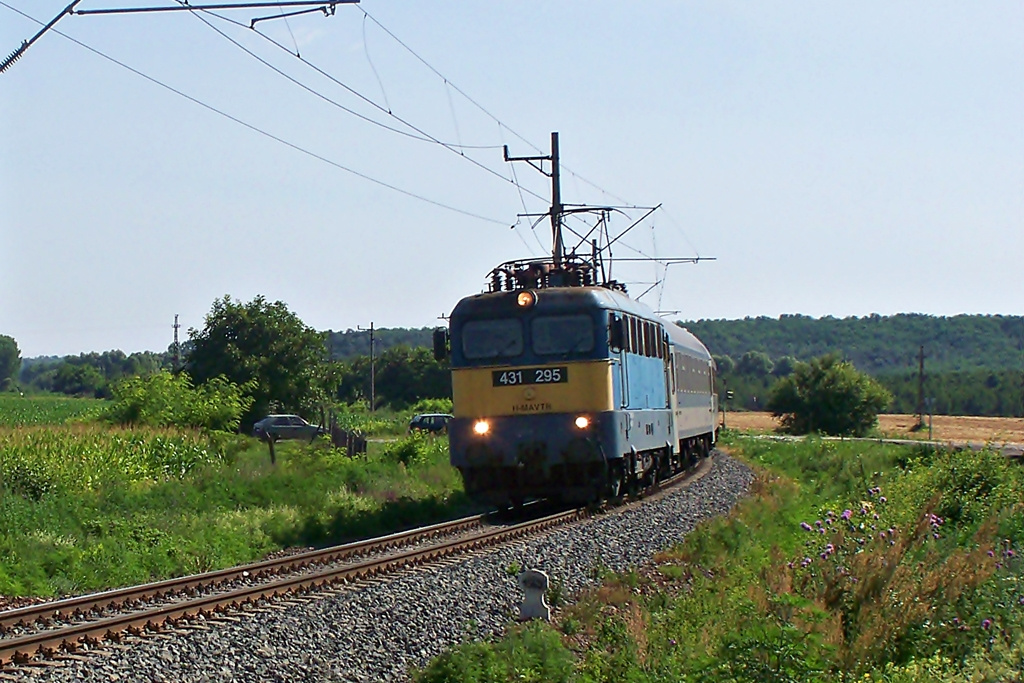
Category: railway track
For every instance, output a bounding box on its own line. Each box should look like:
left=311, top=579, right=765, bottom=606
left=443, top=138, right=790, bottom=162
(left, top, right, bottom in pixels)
left=0, top=456, right=711, bottom=670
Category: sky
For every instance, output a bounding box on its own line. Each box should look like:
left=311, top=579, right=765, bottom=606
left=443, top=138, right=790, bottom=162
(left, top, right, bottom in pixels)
left=1, top=1, right=1022, bottom=357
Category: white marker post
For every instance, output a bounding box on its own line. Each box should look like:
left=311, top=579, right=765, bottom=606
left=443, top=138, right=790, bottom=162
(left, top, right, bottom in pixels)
left=517, top=569, right=551, bottom=621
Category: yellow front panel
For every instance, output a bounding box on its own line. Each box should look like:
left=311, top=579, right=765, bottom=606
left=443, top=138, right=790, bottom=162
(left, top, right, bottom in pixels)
left=452, top=360, right=613, bottom=417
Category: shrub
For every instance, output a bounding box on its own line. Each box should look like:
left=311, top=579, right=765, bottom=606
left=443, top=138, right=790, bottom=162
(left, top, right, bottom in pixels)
left=104, top=370, right=252, bottom=432
left=768, top=354, right=891, bottom=436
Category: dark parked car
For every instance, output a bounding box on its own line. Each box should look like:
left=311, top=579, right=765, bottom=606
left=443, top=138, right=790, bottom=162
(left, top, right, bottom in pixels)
left=252, top=414, right=325, bottom=442
left=409, top=413, right=453, bottom=434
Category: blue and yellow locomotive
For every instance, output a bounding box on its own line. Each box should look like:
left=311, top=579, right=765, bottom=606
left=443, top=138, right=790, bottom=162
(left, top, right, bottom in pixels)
left=435, top=258, right=718, bottom=505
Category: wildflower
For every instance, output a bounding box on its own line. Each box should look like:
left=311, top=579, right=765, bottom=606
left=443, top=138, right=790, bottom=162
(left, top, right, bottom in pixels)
left=818, top=528, right=826, bottom=534
left=815, top=520, right=823, bottom=527
left=982, top=619, right=992, bottom=630
left=841, top=509, right=853, bottom=521
left=988, top=550, right=995, bottom=557
left=825, top=544, right=835, bottom=554
left=669, top=639, right=677, bottom=646
left=1018, top=597, right=1024, bottom=606
left=879, top=496, right=887, bottom=503
left=873, top=514, right=879, bottom=520
left=933, top=533, right=940, bottom=540
left=1006, top=550, right=1015, bottom=558
left=800, top=522, right=813, bottom=532
left=821, top=553, right=828, bottom=560
left=800, top=557, right=812, bottom=568
left=880, top=531, right=887, bottom=539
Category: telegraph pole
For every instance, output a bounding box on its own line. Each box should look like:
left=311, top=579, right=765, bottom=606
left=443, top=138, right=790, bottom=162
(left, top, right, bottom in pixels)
left=916, top=345, right=925, bottom=428
left=172, top=314, right=181, bottom=373
left=358, top=322, right=376, bottom=412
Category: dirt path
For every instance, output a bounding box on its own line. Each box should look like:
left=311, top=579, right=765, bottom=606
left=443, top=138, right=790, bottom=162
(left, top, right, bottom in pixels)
left=724, top=411, right=1024, bottom=444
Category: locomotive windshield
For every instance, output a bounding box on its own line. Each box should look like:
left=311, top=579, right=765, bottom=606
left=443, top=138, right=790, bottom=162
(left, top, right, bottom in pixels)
left=531, top=314, right=595, bottom=355
left=461, top=319, right=524, bottom=359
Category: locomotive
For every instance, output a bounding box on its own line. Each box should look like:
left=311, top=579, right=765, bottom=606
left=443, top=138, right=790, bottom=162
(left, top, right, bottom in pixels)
left=433, top=133, right=718, bottom=505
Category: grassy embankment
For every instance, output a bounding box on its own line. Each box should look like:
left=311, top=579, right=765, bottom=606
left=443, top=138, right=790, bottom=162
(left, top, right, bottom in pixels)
left=0, top=395, right=466, bottom=597
left=415, top=436, right=1023, bottom=682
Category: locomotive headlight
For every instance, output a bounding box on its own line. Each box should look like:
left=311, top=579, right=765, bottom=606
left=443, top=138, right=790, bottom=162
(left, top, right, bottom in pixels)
left=516, top=291, right=536, bottom=308
left=574, top=415, right=590, bottom=430
left=473, top=419, right=491, bottom=435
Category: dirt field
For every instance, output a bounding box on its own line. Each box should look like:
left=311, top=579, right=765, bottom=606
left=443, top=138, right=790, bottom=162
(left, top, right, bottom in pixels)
left=724, top=411, right=1024, bottom=444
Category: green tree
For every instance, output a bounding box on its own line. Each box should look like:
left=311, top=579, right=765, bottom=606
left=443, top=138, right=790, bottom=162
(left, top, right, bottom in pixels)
left=714, top=354, right=736, bottom=375
left=336, top=345, right=451, bottom=410
left=768, top=354, right=892, bottom=436
left=0, top=335, right=20, bottom=390
left=772, top=355, right=798, bottom=377
left=185, top=295, right=327, bottom=429
left=51, top=362, right=106, bottom=397
left=737, top=350, right=774, bottom=377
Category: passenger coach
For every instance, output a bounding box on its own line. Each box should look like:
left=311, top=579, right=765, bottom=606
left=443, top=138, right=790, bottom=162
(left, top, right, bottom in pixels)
left=437, top=284, right=717, bottom=505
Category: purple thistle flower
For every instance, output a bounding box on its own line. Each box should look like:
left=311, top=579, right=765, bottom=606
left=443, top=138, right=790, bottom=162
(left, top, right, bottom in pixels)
left=841, top=509, right=853, bottom=521
left=825, top=544, right=835, bottom=554
left=800, top=522, right=813, bottom=532
left=982, top=619, right=992, bottom=630
left=1006, top=550, right=1015, bottom=558
left=669, top=639, right=677, bottom=646
left=988, top=550, right=995, bottom=557
left=821, top=553, right=828, bottom=560
left=818, top=528, right=826, bottom=534
left=933, top=533, right=940, bottom=540
left=815, top=520, right=823, bottom=527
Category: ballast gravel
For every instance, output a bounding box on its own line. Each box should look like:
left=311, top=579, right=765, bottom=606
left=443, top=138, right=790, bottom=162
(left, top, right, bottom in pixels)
left=17, top=452, right=752, bottom=683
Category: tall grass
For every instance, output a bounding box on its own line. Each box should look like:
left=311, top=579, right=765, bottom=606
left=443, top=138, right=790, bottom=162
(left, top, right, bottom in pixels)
left=415, top=437, right=1024, bottom=682
left=0, top=429, right=467, bottom=596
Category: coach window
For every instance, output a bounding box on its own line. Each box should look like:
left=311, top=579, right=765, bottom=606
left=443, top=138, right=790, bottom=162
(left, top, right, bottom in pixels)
left=532, top=314, right=595, bottom=355
left=462, top=319, right=524, bottom=360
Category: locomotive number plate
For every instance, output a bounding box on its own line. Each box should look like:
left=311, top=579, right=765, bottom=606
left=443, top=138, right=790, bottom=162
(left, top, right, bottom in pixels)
left=492, top=367, right=568, bottom=387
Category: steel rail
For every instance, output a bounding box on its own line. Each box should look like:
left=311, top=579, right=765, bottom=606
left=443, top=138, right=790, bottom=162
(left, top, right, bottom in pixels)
left=0, top=507, right=585, bottom=665
left=0, top=512, right=486, bottom=634
left=1, top=455, right=713, bottom=667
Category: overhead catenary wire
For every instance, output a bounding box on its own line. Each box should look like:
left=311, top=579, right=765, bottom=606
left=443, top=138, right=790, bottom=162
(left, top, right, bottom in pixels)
left=191, top=7, right=552, bottom=209
left=357, top=7, right=635, bottom=207
left=0, top=1, right=507, bottom=225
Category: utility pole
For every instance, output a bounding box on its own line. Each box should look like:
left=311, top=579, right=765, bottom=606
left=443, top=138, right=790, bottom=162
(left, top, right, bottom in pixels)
left=172, top=314, right=181, bottom=373
left=358, top=322, right=376, bottom=412
left=916, top=345, right=925, bottom=429
left=504, top=131, right=564, bottom=266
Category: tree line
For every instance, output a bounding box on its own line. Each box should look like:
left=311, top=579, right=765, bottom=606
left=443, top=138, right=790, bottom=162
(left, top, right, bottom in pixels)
left=684, top=313, right=1024, bottom=374
left=5, top=308, right=1022, bottom=424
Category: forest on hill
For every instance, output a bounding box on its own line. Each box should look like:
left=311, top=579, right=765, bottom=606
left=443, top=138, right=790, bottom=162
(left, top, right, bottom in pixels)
left=681, top=313, right=1024, bottom=374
